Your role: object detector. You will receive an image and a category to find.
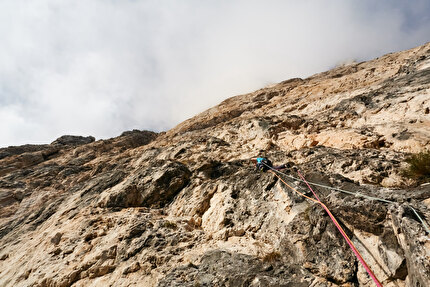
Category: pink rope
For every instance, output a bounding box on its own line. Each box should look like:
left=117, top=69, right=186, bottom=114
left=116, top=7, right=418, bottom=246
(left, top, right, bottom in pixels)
left=297, top=171, right=382, bottom=287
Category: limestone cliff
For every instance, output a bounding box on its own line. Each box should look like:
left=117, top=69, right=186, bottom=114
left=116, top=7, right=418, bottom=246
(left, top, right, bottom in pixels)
left=1, top=43, right=430, bottom=287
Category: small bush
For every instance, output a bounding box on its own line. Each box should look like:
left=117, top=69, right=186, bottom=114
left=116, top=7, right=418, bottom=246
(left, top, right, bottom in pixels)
left=403, top=151, right=430, bottom=181
left=163, top=220, right=177, bottom=230
left=262, top=251, right=282, bottom=263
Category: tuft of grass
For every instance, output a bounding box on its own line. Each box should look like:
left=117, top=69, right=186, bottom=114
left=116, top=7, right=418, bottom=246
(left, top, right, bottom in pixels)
left=163, top=220, right=178, bottom=230
left=403, top=151, right=430, bottom=181
left=262, top=251, right=282, bottom=263
left=303, top=206, right=312, bottom=223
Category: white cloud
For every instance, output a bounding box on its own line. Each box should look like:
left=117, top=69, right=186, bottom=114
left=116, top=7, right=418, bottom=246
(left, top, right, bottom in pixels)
left=0, top=0, right=429, bottom=146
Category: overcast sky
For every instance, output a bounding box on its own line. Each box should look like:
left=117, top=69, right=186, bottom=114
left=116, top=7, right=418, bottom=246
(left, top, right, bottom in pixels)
left=0, top=0, right=429, bottom=147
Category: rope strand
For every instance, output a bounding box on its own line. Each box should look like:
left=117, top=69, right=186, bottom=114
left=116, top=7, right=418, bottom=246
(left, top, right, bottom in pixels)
left=297, top=171, right=383, bottom=287
left=268, top=168, right=382, bottom=286
left=265, top=164, right=430, bottom=234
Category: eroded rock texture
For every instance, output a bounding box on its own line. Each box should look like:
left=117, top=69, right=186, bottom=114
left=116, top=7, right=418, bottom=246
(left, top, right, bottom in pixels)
left=1, top=44, right=430, bottom=286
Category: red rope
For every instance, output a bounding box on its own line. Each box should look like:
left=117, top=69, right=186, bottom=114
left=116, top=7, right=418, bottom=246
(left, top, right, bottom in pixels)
left=268, top=169, right=382, bottom=286
left=297, top=171, right=382, bottom=287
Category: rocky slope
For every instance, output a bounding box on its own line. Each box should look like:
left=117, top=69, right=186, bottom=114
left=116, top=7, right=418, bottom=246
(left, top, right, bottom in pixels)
left=1, top=43, right=430, bottom=287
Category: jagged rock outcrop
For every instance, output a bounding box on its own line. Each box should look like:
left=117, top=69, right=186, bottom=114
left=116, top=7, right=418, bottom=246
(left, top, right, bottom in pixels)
left=51, top=135, right=96, bottom=146
left=98, top=160, right=191, bottom=208
left=0, top=44, right=429, bottom=287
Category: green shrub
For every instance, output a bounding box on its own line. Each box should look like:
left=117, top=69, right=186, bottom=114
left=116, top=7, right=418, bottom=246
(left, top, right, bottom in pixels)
left=403, top=151, right=430, bottom=181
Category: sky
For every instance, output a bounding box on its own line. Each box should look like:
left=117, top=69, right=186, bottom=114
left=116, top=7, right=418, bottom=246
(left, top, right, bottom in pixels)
left=0, top=0, right=429, bottom=147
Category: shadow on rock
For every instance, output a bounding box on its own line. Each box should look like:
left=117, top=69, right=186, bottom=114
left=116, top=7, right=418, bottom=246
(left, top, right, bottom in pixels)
left=99, top=160, right=191, bottom=208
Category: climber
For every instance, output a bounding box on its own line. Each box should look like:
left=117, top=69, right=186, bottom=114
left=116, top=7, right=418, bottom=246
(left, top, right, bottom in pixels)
left=251, top=157, right=288, bottom=172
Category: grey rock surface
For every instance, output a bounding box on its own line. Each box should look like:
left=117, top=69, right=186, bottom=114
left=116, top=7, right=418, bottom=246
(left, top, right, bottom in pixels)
left=51, top=135, right=96, bottom=146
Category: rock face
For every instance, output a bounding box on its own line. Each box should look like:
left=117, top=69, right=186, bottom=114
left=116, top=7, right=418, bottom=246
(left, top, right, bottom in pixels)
left=1, top=44, right=430, bottom=287
left=51, top=135, right=96, bottom=146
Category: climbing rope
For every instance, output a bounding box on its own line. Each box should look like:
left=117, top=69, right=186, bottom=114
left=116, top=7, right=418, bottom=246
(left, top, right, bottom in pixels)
left=265, top=164, right=430, bottom=234
left=298, top=171, right=383, bottom=287
left=267, top=168, right=383, bottom=286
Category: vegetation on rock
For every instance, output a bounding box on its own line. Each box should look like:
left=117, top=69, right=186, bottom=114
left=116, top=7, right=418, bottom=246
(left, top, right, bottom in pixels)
left=403, top=151, right=430, bottom=182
